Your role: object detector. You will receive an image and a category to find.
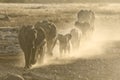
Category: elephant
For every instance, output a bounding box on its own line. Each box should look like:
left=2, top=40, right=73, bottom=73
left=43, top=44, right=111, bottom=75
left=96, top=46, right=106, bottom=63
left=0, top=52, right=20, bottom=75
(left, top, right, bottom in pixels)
left=76, top=10, right=95, bottom=35
left=34, top=20, right=57, bottom=56
left=18, top=25, right=46, bottom=69
left=70, top=28, right=82, bottom=50
left=57, top=33, right=72, bottom=54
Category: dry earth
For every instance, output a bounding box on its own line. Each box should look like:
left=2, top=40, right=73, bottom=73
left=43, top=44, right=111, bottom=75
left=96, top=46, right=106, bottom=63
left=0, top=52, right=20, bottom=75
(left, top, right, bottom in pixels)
left=0, top=3, right=120, bottom=80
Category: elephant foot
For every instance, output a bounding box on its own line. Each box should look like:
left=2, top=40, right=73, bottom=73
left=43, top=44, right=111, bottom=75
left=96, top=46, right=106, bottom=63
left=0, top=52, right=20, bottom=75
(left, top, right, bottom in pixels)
left=48, top=52, right=53, bottom=57
left=23, top=67, right=30, bottom=71
left=31, top=60, right=37, bottom=65
left=24, top=64, right=32, bottom=70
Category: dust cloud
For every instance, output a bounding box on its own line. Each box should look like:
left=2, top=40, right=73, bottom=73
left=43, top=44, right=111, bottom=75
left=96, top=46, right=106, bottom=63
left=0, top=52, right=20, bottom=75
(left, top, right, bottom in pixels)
left=32, top=12, right=120, bottom=69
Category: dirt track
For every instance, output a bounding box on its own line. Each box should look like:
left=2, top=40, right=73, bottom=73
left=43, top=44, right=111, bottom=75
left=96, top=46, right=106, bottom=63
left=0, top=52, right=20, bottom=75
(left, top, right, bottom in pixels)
left=0, top=40, right=120, bottom=80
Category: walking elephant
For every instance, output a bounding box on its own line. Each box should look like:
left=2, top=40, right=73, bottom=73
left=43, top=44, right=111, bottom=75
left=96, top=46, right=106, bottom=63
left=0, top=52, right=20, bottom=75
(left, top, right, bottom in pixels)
left=77, top=10, right=95, bottom=27
left=75, top=10, right=95, bottom=38
left=34, top=20, right=57, bottom=56
left=18, top=25, right=46, bottom=69
left=57, top=33, right=72, bottom=54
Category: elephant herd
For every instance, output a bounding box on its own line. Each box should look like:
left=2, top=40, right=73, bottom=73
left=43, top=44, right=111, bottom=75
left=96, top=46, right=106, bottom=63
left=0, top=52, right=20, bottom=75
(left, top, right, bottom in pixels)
left=18, top=10, right=95, bottom=69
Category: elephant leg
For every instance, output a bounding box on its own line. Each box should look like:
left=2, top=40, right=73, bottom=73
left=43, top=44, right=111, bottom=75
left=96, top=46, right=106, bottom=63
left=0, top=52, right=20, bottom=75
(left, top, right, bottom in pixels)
left=50, top=39, right=57, bottom=55
left=68, top=42, right=71, bottom=54
left=71, top=42, right=74, bottom=50
left=51, top=38, right=57, bottom=51
left=47, top=38, right=57, bottom=56
left=64, top=47, right=68, bottom=54
left=75, top=41, right=79, bottom=50
left=47, top=42, right=53, bottom=56
left=27, top=53, right=31, bottom=69
left=39, top=46, right=45, bottom=63
left=67, top=46, right=70, bottom=54
left=32, top=48, right=39, bottom=65
left=30, top=47, right=37, bottom=65
left=24, top=49, right=31, bottom=69
left=19, top=46, right=29, bottom=69
left=24, top=52, right=29, bottom=69
left=71, top=41, right=77, bottom=50
left=23, top=45, right=34, bottom=69
left=59, top=46, right=63, bottom=56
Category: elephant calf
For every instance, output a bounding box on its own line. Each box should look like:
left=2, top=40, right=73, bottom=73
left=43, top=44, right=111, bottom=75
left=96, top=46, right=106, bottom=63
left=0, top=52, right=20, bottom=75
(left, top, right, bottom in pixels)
left=57, top=33, right=72, bottom=55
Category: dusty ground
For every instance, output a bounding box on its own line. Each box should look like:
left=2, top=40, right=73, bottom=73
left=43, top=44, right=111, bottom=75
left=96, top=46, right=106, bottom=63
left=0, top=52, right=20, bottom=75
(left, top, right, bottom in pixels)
left=0, top=40, right=120, bottom=80
left=0, top=3, right=120, bottom=80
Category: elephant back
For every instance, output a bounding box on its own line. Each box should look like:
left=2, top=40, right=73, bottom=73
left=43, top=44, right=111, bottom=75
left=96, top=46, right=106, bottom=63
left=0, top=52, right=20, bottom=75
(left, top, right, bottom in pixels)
left=35, top=21, right=50, bottom=34
left=35, top=20, right=57, bottom=41
left=34, top=26, right=46, bottom=47
left=77, top=10, right=95, bottom=24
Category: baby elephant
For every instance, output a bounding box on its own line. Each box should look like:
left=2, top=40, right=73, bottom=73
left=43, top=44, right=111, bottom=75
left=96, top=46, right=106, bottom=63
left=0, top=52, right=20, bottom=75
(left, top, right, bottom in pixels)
left=57, top=33, right=72, bottom=54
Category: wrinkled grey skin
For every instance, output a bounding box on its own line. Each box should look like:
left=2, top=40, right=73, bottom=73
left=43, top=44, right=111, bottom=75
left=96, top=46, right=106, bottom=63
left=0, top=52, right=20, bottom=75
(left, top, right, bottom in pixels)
left=70, top=28, right=82, bottom=50
left=57, top=34, right=72, bottom=54
left=18, top=25, right=46, bottom=69
left=34, top=20, right=57, bottom=56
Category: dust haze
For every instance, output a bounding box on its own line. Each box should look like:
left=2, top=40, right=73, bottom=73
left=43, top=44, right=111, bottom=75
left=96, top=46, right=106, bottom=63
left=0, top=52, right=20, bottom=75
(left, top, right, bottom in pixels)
left=0, top=3, right=120, bottom=80
left=32, top=4, right=120, bottom=68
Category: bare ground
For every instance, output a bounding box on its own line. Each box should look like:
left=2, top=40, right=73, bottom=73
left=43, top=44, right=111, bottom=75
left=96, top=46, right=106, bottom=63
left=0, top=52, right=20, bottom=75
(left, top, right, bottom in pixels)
left=0, top=41, right=120, bottom=80
left=0, top=3, right=120, bottom=80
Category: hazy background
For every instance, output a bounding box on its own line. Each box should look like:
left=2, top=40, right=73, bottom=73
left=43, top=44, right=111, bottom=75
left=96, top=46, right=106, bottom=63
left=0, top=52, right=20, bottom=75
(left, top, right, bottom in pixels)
left=0, top=0, right=120, bottom=3
left=0, top=1, right=120, bottom=80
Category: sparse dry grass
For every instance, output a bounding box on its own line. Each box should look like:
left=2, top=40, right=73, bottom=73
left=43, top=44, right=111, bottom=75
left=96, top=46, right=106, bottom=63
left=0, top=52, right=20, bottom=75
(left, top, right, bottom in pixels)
left=0, top=3, right=120, bottom=28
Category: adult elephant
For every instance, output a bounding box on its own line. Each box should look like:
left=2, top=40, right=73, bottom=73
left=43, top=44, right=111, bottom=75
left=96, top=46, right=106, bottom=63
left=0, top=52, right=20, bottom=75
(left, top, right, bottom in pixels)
left=76, top=10, right=95, bottom=36
left=77, top=10, right=95, bottom=27
left=34, top=20, right=57, bottom=56
left=18, top=25, right=46, bottom=69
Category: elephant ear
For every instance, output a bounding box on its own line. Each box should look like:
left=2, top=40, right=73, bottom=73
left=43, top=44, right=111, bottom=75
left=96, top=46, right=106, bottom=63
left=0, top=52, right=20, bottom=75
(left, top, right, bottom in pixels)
left=65, top=34, right=72, bottom=41
left=34, top=21, right=42, bottom=29
left=57, top=34, right=63, bottom=41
